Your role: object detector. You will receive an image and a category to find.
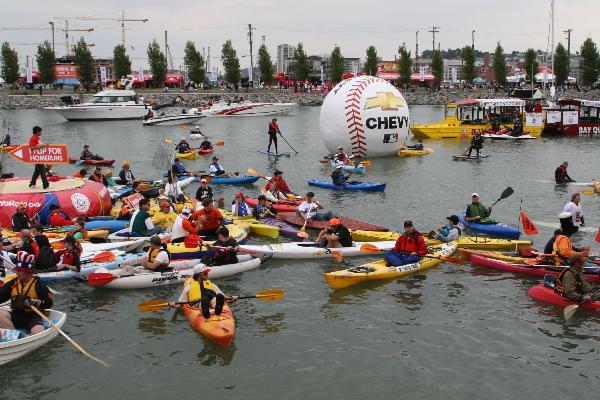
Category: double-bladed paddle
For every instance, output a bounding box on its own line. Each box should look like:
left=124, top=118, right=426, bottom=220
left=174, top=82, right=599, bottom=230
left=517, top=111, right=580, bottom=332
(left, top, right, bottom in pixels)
left=490, top=186, right=515, bottom=208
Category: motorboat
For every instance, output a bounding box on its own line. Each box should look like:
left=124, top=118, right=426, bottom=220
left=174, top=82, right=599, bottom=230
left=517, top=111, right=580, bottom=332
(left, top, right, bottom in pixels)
left=197, top=101, right=298, bottom=117
left=45, top=90, right=149, bottom=121
left=142, top=112, right=206, bottom=126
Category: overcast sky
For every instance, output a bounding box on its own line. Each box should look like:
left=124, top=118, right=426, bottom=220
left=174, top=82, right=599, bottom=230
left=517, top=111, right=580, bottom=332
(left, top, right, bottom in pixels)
left=1, top=0, right=598, bottom=71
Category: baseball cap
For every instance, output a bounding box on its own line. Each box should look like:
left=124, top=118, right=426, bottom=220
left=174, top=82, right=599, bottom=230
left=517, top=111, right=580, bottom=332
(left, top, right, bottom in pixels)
left=471, top=193, right=479, bottom=198
left=329, top=218, right=340, bottom=226
left=193, top=264, right=211, bottom=275
left=181, top=205, right=192, bottom=214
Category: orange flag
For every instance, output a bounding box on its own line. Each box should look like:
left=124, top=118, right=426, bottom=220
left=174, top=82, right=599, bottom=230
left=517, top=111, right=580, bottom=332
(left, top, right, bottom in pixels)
left=520, top=211, right=538, bottom=235
left=595, top=228, right=600, bottom=244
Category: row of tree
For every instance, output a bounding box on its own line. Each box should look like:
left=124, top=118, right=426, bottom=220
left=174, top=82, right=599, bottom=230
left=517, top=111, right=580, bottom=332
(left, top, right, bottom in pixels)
left=2, top=38, right=600, bottom=88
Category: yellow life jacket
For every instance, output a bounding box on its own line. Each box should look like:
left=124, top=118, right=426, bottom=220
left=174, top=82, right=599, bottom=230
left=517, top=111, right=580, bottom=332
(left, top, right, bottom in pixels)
left=148, top=246, right=170, bottom=266
left=10, top=277, right=40, bottom=313
left=186, top=277, right=215, bottom=302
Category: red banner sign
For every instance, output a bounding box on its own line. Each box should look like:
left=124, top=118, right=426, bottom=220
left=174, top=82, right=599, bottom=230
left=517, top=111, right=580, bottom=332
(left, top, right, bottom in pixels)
left=8, top=144, right=69, bottom=164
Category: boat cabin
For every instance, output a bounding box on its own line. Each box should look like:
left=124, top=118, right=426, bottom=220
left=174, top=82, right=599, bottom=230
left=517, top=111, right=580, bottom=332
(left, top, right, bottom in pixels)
left=543, top=99, right=600, bottom=136
left=86, top=90, right=140, bottom=105
left=452, top=98, right=525, bottom=125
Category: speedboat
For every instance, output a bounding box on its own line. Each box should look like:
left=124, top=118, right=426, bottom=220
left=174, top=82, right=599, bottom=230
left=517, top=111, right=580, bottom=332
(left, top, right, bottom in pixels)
left=45, top=90, right=149, bottom=121
left=197, top=101, right=298, bottom=117
left=142, top=112, right=206, bottom=126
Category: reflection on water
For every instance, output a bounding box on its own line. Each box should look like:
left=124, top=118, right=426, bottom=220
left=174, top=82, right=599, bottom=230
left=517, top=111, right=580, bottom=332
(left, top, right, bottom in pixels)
left=254, top=312, right=286, bottom=334
left=138, top=317, right=168, bottom=336
left=195, top=343, right=236, bottom=366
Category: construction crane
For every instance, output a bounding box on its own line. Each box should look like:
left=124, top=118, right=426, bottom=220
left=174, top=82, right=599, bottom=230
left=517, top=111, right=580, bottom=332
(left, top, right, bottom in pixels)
left=0, top=25, right=93, bottom=56
left=54, top=11, right=148, bottom=47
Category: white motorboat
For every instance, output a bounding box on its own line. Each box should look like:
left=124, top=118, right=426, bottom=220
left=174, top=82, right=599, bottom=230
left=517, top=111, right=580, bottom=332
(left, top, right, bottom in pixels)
left=197, top=101, right=298, bottom=117
left=142, top=112, right=206, bottom=126
left=0, top=307, right=66, bottom=365
left=481, top=133, right=536, bottom=140
left=45, top=90, right=148, bottom=121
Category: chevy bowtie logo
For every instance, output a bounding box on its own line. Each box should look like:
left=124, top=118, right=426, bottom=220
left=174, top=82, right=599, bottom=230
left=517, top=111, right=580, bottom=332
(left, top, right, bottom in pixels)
left=364, top=92, right=406, bottom=110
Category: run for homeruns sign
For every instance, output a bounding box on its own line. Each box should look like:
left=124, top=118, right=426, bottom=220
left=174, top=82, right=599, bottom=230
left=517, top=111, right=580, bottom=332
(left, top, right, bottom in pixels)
left=8, top=144, right=69, bottom=164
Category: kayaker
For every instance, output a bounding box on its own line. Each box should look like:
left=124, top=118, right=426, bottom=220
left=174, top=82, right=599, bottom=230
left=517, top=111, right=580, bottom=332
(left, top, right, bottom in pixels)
left=143, top=109, right=156, bottom=121
left=555, top=162, right=575, bottom=184
left=554, top=254, right=600, bottom=301
left=171, top=265, right=237, bottom=319
left=202, top=226, right=239, bottom=266
left=331, top=166, right=349, bottom=186
left=48, top=204, right=74, bottom=227
left=405, top=140, right=424, bottom=150
left=54, top=236, right=81, bottom=272
left=152, top=200, right=178, bottom=231
left=385, top=220, right=428, bottom=266
left=33, top=235, right=57, bottom=271
left=1, top=133, right=10, bottom=146
left=18, top=232, right=39, bottom=259
left=194, top=178, right=213, bottom=207
left=267, top=118, right=280, bottom=154
left=490, top=117, right=500, bottom=133
left=333, top=146, right=351, bottom=165
left=0, top=251, right=53, bottom=335
left=129, top=198, right=163, bottom=237
left=164, top=174, right=186, bottom=203
left=315, top=218, right=352, bottom=248
left=119, top=161, right=135, bottom=185
left=200, top=138, right=213, bottom=151
left=68, top=219, right=88, bottom=240
left=11, top=203, right=31, bottom=233
left=209, top=156, right=237, bottom=178
left=466, top=131, right=484, bottom=158
left=175, top=138, right=191, bottom=153
left=141, top=235, right=172, bottom=272
left=252, top=195, right=277, bottom=219
left=191, top=199, right=225, bottom=237
left=89, top=166, right=109, bottom=186
left=509, top=114, right=523, bottom=137
left=172, top=158, right=192, bottom=177
left=73, top=168, right=88, bottom=179
left=429, top=215, right=461, bottom=243
left=553, top=214, right=590, bottom=266
left=30, top=223, right=48, bottom=249
left=296, top=192, right=332, bottom=221
left=562, top=193, right=585, bottom=233
left=544, top=229, right=563, bottom=255
left=170, top=206, right=199, bottom=243
left=80, top=145, right=103, bottom=160
left=28, top=126, right=49, bottom=190
left=264, top=170, right=292, bottom=195
left=231, top=192, right=251, bottom=217
left=464, top=193, right=493, bottom=223
left=263, top=181, right=288, bottom=203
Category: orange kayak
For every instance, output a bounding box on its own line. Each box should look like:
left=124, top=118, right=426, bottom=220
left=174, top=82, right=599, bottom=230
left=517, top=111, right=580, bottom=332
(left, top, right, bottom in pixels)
left=182, top=303, right=235, bottom=347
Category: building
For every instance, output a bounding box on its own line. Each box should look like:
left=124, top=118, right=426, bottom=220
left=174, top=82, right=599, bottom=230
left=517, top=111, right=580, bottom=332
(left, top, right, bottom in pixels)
left=442, top=59, right=463, bottom=83
left=277, top=44, right=295, bottom=74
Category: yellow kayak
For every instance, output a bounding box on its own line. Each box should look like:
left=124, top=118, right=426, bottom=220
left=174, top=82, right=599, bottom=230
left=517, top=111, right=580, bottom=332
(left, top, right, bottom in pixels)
left=398, top=148, right=432, bottom=157
left=457, top=248, right=529, bottom=263
left=325, top=243, right=457, bottom=289
left=176, top=152, right=197, bottom=160
left=350, top=230, right=531, bottom=251
left=221, top=211, right=279, bottom=239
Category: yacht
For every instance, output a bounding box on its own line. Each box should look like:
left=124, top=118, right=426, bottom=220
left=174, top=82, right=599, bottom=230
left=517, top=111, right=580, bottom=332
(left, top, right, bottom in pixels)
left=46, top=90, right=149, bottom=121
left=198, top=101, right=298, bottom=117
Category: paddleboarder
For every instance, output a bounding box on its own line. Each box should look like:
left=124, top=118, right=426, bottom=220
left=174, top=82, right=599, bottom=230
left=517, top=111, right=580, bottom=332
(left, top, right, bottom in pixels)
left=28, top=126, right=49, bottom=190
left=267, top=118, right=280, bottom=154
left=466, top=131, right=484, bottom=158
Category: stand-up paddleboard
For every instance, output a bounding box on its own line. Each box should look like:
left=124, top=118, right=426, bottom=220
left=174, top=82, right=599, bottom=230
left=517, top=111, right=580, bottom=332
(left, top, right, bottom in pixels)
left=256, top=150, right=291, bottom=157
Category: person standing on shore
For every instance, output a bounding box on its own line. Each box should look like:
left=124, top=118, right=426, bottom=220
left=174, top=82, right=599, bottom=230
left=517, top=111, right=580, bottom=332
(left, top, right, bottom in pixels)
left=267, top=118, right=280, bottom=154
left=28, top=126, right=49, bottom=190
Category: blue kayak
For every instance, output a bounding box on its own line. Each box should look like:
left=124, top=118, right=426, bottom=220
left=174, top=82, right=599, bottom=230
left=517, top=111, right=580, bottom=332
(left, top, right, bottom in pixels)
left=330, top=162, right=366, bottom=175
left=308, top=179, right=386, bottom=192
left=459, top=216, right=521, bottom=239
left=85, top=219, right=129, bottom=233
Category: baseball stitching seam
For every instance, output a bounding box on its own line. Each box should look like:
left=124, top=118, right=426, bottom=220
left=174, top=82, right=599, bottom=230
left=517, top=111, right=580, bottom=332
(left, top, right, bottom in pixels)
left=344, top=77, right=379, bottom=156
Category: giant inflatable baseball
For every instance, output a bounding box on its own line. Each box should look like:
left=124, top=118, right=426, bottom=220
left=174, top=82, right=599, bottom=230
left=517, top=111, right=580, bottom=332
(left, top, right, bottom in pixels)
left=319, top=76, right=410, bottom=157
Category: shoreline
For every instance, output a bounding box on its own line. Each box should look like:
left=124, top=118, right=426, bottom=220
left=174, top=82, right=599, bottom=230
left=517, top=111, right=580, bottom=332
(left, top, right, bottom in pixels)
left=1, top=89, right=599, bottom=109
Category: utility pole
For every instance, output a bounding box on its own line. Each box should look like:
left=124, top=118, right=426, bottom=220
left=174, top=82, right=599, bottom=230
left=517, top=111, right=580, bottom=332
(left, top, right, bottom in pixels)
left=472, top=30, right=475, bottom=50
left=248, top=24, right=255, bottom=85
left=564, top=28, right=572, bottom=76
left=49, top=22, right=55, bottom=53
left=415, top=30, right=419, bottom=69
left=262, top=35, right=265, bottom=46
left=428, top=26, right=439, bottom=53
left=121, top=10, right=126, bottom=46
left=207, top=46, right=210, bottom=75
left=164, top=30, right=168, bottom=58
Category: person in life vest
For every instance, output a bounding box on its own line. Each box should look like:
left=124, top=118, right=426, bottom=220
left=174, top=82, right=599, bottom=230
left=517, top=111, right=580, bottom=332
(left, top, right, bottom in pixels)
left=129, top=198, right=163, bottom=237
left=175, top=138, right=191, bottom=153
left=152, top=200, right=178, bottom=231
left=315, top=218, right=353, bottom=248
left=262, top=180, right=288, bottom=203
left=264, top=170, right=292, bottom=195
left=267, top=118, right=280, bottom=154
left=11, top=203, right=31, bottom=233
left=231, top=192, right=251, bottom=217
left=200, top=137, right=213, bottom=151
left=33, top=235, right=57, bottom=271
left=170, top=206, right=200, bottom=243
left=170, top=264, right=237, bottom=319
left=333, top=146, right=351, bottom=165
left=508, top=113, right=523, bottom=137
left=555, top=161, right=575, bottom=184
left=143, top=109, right=157, bottom=121
left=562, top=193, right=585, bottom=233
left=54, top=236, right=81, bottom=272
left=554, top=254, right=600, bottom=301
left=544, top=229, right=563, bottom=255
left=141, top=235, right=171, bottom=272
left=466, top=131, right=484, bottom=157
left=0, top=251, right=53, bottom=335
left=404, top=140, right=424, bottom=151
left=80, top=144, right=103, bottom=160
left=331, top=166, right=349, bottom=186
left=171, top=158, right=192, bottom=178
left=191, top=199, right=225, bottom=237
left=89, top=166, right=109, bottom=186
left=194, top=178, right=213, bottom=208
left=385, top=220, right=428, bottom=266
left=68, top=219, right=88, bottom=240
left=552, top=213, right=595, bottom=268
left=202, top=227, right=239, bottom=266
left=118, top=161, right=135, bottom=185
left=252, top=195, right=277, bottom=219
left=18, top=231, right=40, bottom=259
left=464, top=193, right=493, bottom=223
left=73, top=168, right=88, bottom=179
left=209, top=156, right=237, bottom=178
left=48, top=204, right=74, bottom=227
left=490, top=117, right=501, bottom=133
left=429, top=215, right=461, bottom=243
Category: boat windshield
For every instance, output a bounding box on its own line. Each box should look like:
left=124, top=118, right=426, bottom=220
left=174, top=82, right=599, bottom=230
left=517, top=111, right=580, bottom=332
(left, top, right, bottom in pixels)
left=579, top=106, right=600, bottom=122
left=89, top=95, right=136, bottom=104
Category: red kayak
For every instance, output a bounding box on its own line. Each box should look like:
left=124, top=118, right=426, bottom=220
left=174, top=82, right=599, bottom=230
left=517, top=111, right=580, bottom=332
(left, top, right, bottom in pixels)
left=69, top=157, right=115, bottom=166
left=470, top=254, right=600, bottom=282
left=245, top=197, right=301, bottom=213
left=528, top=285, right=600, bottom=310
left=198, top=148, right=214, bottom=154
left=277, top=212, right=388, bottom=231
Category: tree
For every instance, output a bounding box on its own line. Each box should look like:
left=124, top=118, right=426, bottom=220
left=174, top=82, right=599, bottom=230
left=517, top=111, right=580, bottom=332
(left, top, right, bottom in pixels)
left=183, top=41, right=205, bottom=85
left=397, top=44, right=412, bottom=87
left=147, top=39, right=168, bottom=87
left=258, top=44, right=274, bottom=85
left=36, top=41, right=55, bottom=85
left=431, top=50, right=444, bottom=88
left=492, top=42, right=507, bottom=85
left=579, top=37, right=599, bottom=86
left=364, top=45, right=378, bottom=76
left=72, top=38, right=95, bottom=85
left=293, top=42, right=309, bottom=81
left=462, top=45, right=475, bottom=83
left=524, top=48, right=538, bottom=83
left=330, top=46, right=344, bottom=83
left=113, top=44, right=132, bottom=81
left=553, top=43, right=569, bottom=86
left=221, top=40, right=240, bottom=89
left=0, top=42, right=19, bottom=85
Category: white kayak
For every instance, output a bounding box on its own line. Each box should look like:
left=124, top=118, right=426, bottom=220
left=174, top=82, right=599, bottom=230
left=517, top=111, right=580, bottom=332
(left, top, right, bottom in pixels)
left=481, top=133, right=536, bottom=140
left=107, top=229, right=170, bottom=243
left=0, top=307, right=66, bottom=366
left=531, top=220, right=597, bottom=233
left=239, top=241, right=397, bottom=259
left=81, top=239, right=147, bottom=254
left=143, top=114, right=206, bottom=126
left=87, top=254, right=265, bottom=289
left=535, top=179, right=592, bottom=187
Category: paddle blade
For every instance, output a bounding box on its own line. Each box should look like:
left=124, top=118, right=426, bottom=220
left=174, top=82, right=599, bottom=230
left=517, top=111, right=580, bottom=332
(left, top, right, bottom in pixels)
left=215, top=141, right=225, bottom=146
left=138, top=299, right=171, bottom=312
left=564, top=304, right=579, bottom=320
left=332, top=250, right=343, bottom=262
left=359, top=243, right=381, bottom=253
left=254, top=289, right=285, bottom=301
left=246, top=168, right=260, bottom=176
left=179, top=124, right=188, bottom=129
left=92, top=251, right=116, bottom=263
left=595, top=228, right=600, bottom=244
left=297, top=231, right=309, bottom=239
left=88, top=272, right=117, bottom=287
left=500, top=186, right=515, bottom=200
left=520, top=211, right=538, bottom=235
left=442, top=256, right=465, bottom=265
left=581, top=189, right=595, bottom=196
left=319, top=159, right=330, bottom=164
